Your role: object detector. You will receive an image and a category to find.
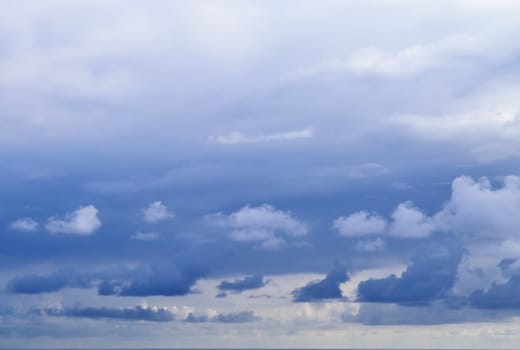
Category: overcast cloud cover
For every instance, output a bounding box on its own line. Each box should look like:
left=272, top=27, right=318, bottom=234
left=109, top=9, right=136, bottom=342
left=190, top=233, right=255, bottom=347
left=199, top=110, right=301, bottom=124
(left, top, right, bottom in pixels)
left=3, top=0, right=520, bottom=348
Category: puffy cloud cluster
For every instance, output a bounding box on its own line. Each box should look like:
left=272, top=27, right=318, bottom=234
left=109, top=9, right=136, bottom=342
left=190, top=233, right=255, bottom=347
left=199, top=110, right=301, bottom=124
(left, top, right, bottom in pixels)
left=9, top=205, right=101, bottom=235
left=207, top=204, right=308, bottom=249
left=335, top=175, right=520, bottom=242
left=46, top=205, right=101, bottom=235
left=142, top=201, right=175, bottom=223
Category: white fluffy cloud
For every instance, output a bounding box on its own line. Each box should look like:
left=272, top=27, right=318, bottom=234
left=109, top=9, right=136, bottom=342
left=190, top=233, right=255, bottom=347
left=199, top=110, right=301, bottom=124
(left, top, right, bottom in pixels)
left=334, top=203, right=433, bottom=239
left=434, top=175, right=520, bottom=239
left=336, top=175, right=520, bottom=241
left=143, top=201, right=175, bottom=223
left=388, top=201, right=435, bottom=238
left=45, top=205, right=101, bottom=235
left=207, top=204, right=308, bottom=248
left=333, top=211, right=387, bottom=237
left=9, top=217, right=39, bottom=232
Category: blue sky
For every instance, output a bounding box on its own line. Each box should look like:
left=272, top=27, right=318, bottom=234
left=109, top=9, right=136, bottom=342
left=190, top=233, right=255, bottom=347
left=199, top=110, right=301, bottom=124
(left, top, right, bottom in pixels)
left=2, top=0, right=520, bottom=348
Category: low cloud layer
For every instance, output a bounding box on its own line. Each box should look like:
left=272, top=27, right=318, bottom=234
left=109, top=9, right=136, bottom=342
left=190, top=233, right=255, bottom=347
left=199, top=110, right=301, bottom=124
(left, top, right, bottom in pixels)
left=292, top=265, right=349, bottom=302
left=218, top=274, right=267, bottom=295
left=41, top=304, right=175, bottom=322
left=184, top=310, right=259, bottom=323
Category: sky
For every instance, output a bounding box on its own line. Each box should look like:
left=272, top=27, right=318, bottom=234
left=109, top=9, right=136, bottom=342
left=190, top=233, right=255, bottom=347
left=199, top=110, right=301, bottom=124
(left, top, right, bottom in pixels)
left=2, top=0, right=520, bottom=348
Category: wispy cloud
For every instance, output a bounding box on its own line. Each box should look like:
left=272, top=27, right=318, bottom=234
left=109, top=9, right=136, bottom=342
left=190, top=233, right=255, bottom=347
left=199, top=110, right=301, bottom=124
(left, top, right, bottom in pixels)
left=209, top=129, right=313, bottom=145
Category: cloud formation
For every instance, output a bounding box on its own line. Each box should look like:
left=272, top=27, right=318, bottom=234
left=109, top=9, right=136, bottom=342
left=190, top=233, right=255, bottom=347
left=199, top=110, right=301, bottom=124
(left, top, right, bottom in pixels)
left=9, top=217, right=39, bottom=232
left=357, top=242, right=463, bottom=305
left=98, top=264, right=206, bottom=297
left=333, top=211, right=387, bottom=237
left=207, top=204, right=308, bottom=249
left=292, top=265, right=349, bottom=302
left=184, top=310, right=259, bottom=323
left=45, top=205, right=101, bottom=235
left=142, top=201, right=175, bottom=223
left=217, top=274, right=267, bottom=295
left=6, top=272, right=91, bottom=294
left=209, top=129, right=313, bottom=145
left=42, top=304, right=174, bottom=322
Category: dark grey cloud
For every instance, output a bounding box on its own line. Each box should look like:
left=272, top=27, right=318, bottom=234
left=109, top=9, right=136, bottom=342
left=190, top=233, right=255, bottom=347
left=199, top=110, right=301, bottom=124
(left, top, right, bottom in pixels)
left=184, top=311, right=259, bottom=323
left=469, top=276, right=520, bottom=310
left=292, top=264, right=349, bottom=302
left=98, top=263, right=207, bottom=297
left=357, top=241, right=463, bottom=305
left=217, top=274, right=267, bottom=296
left=6, top=263, right=207, bottom=297
left=40, top=305, right=174, bottom=322
left=6, top=271, right=92, bottom=294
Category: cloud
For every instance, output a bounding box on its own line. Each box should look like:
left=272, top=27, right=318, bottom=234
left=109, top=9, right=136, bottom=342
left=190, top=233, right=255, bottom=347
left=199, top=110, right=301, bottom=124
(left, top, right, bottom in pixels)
left=434, top=176, right=520, bottom=239
left=184, top=311, right=259, bottom=323
left=388, top=201, right=435, bottom=238
left=98, top=263, right=206, bottom=297
left=142, top=201, right=175, bottom=223
left=291, top=33, right=485, bottom=78
left=41, top=304, right=174, bottom=322
left=131, top=231, right=160, bottom=241
left=333, top=211, right=387, bottom=237
left=207, top=204, right=308, bottom=248
left=217, top=274, right=267, bottom=295
left=355, top=238, right=386, bottom=252
left=7, top=263, right=206, bottom=297
left=45, top=205, right=101, bottom=235
left=6, top=272, right=91, bottom=294
left=292, top=265, right=349, bottom=302
left=357, top=241, right=464, bottom=305
left=209, top=129, right=313, bottom=145
left=9, top=217, right=39, bottom=232
left=334, top=202, right=433, bottom=239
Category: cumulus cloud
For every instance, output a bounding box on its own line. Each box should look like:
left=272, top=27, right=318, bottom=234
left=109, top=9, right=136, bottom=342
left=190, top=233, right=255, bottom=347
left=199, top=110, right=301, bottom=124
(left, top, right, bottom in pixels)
left=292, top=265, right=349, bottom=302
left=42, top=304, right=175, bottom=322
left=333, top=211, right=387, bottom=237
left=142, top=201, right=175, bottom=223
left=184, top=310, right=259, bottom=323
left=45, top=205, right=101, bottom=235
left=207, top=204, right=308, bottom=248
left=357, top=242, right=463, bottom=305
left=334, top=202, right=433, bottom=239
left=9, top=217, right=39, bottom=232
left=209, top=129, right=313, bottom=145
left=388, top=201, right=435, bottom=238
left=434, top=176, right=520, bottom=239
left=217, top=274, right=267, bottom=295
left=336, top=175, right=520, bottom=240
